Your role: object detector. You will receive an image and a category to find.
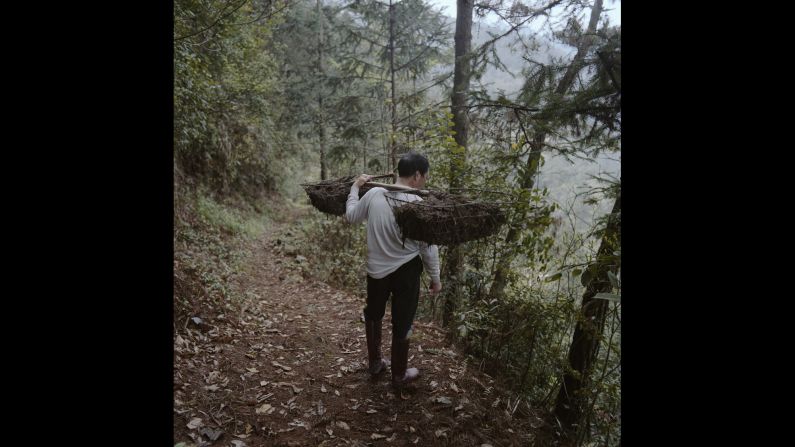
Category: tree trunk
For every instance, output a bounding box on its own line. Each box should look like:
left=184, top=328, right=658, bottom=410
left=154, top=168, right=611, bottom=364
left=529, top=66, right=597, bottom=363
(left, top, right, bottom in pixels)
left=553, top=188, right=620, bottom=432
left=388, top=0, right=397, bottom=171
left=441, top=0, right=474, bottom=328
left=487, top=0, right=603, bottom=302
left=450, top=0, right=473, bottom=190
left=362, top=116, right=368, bottom=171
left=488, top=134, right=544, bottom=302
left=317, top=0, right=327, bottom=180
left=319, top=95, right=327, bottom=180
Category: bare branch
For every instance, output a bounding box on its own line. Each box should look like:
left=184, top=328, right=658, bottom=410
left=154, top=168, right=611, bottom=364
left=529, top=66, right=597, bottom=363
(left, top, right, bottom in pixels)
left=469, top=102, right=540, bottom=112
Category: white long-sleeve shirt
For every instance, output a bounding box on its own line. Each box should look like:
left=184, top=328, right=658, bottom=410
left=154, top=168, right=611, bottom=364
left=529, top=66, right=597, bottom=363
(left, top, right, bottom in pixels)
left=345, top=185, right=440, bottom=283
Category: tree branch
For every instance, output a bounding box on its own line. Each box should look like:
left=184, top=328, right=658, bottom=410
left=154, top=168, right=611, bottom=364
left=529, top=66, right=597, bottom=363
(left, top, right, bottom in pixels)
left=469, top=102, right=540, bottom=112
left=473, top=0, right=565, bottom=59
left=175, top=0, right=250, bottom=41
left=232, top=0, right=294, bottom=26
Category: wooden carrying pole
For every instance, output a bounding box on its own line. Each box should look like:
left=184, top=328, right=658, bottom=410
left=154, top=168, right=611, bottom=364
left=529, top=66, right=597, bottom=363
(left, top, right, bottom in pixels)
left=364, top=181, right=429, bottom=196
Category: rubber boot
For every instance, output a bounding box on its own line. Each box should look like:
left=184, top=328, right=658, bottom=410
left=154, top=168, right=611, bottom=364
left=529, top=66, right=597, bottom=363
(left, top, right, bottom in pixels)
left=391, top=336, right=419, bottom=388
left=365, top=319, right=389, bottom=375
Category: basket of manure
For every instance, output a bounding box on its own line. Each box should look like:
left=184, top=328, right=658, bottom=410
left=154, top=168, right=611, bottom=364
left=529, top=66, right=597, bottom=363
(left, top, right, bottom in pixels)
left=300, top=174, right=396, bottom=216
left=384, top=192, right=506, bottom=245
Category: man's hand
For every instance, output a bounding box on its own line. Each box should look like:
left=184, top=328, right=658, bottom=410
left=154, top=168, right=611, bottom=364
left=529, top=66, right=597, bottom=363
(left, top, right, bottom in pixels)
left=354, top=174, right=373, bottom=187
left=429, top=280, right=442, bottom=295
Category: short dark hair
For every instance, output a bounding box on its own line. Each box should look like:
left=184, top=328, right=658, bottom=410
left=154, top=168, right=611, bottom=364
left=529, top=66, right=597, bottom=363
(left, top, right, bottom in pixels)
left=397, top=152, right=429, bottom=177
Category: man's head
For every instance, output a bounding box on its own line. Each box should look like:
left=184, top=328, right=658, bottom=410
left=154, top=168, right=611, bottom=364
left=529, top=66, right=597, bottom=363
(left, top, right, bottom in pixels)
left=397, top=152, right=430, bottom=188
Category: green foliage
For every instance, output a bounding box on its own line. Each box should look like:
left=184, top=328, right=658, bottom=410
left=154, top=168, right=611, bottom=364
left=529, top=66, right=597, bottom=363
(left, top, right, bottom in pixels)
left=451, top=284, right=579, bottom=402
left=174, top=186, right=273, bottom=322
left=174, top=0, right=291, bottom=199
left=291, top=213, right=369, bottom=293
left=195, top=193, right=267, bottom=238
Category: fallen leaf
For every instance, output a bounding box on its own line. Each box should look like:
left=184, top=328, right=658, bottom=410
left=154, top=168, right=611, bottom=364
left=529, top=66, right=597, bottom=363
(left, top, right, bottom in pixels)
left=321, top=384, right=327, bottom=393
left=435, top=428, right=448, bottom=438
left=326, top=428, right=333, bottom=436
left=260, top=380, right=269, bottom=386
left=429, top=381, right=438, bottom=388
left=386, top=433, right=397, bottom=442
left=336, top=421, right=350, bottom=430
left=450, top=383, right=460, bottom=393
left=231, top=440, right=247, bottom=447
left=371, top=433, right=387, bottom=440
left=255, top=403, right=273, bottom=414
left=288, top=419, right=308, bottom=430
left=334, top=390, right=340, bottom=396
left=434, top=396, right=452, bottom=405
left=409, top=426, right=416, bottom=433
left=272, top=361, right=292, bottom=371
left=204, top=384, right=219, bottom=392
left=366, top=409, right=378, bottom=414
left=246, top=368, right=259, bottom=373
left=200, top=427, right=223, bottom=441
left=454, top=404, right=464, bottom=412
left=186, top=417, right=203, bottom=429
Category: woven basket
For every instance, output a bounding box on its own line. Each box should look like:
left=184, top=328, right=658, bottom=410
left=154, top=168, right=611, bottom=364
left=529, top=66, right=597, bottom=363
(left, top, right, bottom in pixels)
left=302, top=175, right=506, bottom=245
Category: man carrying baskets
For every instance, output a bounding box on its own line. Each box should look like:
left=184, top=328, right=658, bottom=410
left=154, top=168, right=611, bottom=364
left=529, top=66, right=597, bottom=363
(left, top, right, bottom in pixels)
left=344, top=152, right=442, bottom=388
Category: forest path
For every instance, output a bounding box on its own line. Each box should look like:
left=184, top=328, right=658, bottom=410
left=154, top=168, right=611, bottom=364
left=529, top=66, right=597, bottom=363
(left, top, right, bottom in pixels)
left=174, top=207, right=550, bottom=447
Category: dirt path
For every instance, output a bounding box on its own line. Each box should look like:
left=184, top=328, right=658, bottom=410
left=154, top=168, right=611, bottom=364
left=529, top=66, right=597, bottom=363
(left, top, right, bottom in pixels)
left=174, top=212, right=550, bottom=447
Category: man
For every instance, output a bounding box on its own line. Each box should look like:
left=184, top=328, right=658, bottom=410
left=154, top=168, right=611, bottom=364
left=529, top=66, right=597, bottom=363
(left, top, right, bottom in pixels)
left=344, top=152, right=442, bottom=388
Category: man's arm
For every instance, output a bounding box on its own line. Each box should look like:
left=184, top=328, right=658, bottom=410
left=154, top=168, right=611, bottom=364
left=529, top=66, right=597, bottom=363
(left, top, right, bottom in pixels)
left=419, top=242, right=442, bottom=294
left=344, top=174, right=373, bottom=224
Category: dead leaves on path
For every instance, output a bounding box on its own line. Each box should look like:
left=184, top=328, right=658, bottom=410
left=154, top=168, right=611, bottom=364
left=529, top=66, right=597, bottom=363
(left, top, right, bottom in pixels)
left=175, top=227, right=538, bottom=447
left=271, top=360, right=292, bottom=371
